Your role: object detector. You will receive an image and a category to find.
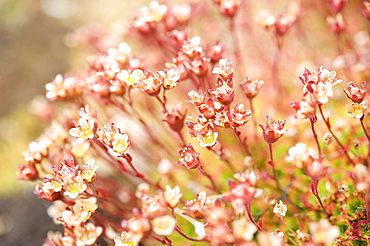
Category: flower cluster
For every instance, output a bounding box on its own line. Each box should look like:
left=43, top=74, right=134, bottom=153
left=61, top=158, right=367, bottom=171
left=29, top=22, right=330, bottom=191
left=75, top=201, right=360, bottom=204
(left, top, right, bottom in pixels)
left=17, top=0, right=370, bottom=245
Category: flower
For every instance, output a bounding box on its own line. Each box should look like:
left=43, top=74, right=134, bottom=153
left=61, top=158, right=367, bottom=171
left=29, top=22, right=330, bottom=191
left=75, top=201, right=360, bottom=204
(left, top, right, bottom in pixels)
left=299, top=67, right=342, bottom=105
left=285, top=142, right=316, bottom=168
left=182, top=36, right=203, bottom=58
left=112, top=132, right=130, bottom=154
left=212, top=58, right=236, bottom=80
left=134, top=72, right=162, bottom=96
left=306, top=158, right=331, bottom=181
left=329, top=0, right=348, bottom=13
left=187, top=89, right=205, bottom=106
left=240, top=78, right=264, bottom=99
left=273, top=200, right=287, bottom=217
left=163, top=107, right=186, bottom=132
left=69, top=117, right=96, bottom=144
left=73, top=197, right=98, bottom=214
left=232, top=217, right=258, bottom=241
left=344, top=81, right=367, bottom=103
left=61, top=209, right=90, bottom=227
left=227, top=103, right=252, bottom=127
left=151, top=215, right=176, bottom=236
left=114, top=232, right=137, bottom=246
left=140, top=193, right=167, bottom=218
left=117, top=69, right=145, bottom=88
left=140, top=1, right=168, bottom=23
left=259, top=116, right=287, bottom=144
left=178, top=143, right=200, bottom=169
left=22, top=140, right=49, bottom=163
left=99, top=123, right=130, bottom=154
left=80, top=158, right=99, bottom=182
left=327, top=13, right=345, bottom=34
left=323, top=132, right=333, bottom=145
left=164, top=185, right=182, bottom=208
left=69, top=106, right=97, bottom=144
left=308, top=219, right=340, bottom=244
left=216, top=0, right=242, bottom=18
left=209, top=80, right=234, bottom=105
left=346, top=103, right=365, bottom=119
left=74, top=223, right=103, bottom=246
left=158, top=69, right=181, bottom=90
left=17, top=163, right=39, bottom=181
left=291, top=93, right=317, bottom=120
left=63, top=176, right=87, bottom=199
left=338, top=184, right=348, bottom=193
left=257, top=231, right=283, bottom=246
left=197, top=130, right=219, bottom=147
left=45, top=74, right=83, bottom=100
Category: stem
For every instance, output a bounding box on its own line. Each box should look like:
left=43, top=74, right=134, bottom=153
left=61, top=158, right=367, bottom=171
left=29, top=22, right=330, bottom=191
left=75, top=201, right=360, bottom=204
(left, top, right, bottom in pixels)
left=310, top=117, right=322, bottom=157
left=174, top=225, right=204, bottom=242
left=197, top=165, right=221, bottom=193
left=311, top=179, right=329, bottom=217
left=121, top=153, right=158, bottom=188
left=233, top=128, right=251, bottom=156
left=110, top=96, right=168, bottom=150
left=151, top=234, right=174, bottom=246
left=365, top=195, right=370, bottom=221
left=177, top=131, right=187, bottom=148
left=268, top=143, right=281, bottom=191
left=360, top=118, right=370, bottom=157
left=207, top=144, right=235, bottom=173
left=245, top=202, right=263, bottom=231
left=318, top=104, right=354, bottom=165
left=249, top=98, right=258, bottom=136
left=156, top=94, right=168, bottom=113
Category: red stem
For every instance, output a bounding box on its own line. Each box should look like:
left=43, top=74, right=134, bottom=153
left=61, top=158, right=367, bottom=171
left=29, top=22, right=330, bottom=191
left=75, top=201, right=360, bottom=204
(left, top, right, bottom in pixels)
left=318, top=104, right=354, bottom=165
left=245, top=202, right=263, bottom=231
left=197, top=165, right=220, bottom=193
left=174, top=225, right=205, bottom=242
left=311, top=179, right=329, bottom=217
left=269, top=143, right=281, bottom=191
left=310, top=117, right=322, bottom=157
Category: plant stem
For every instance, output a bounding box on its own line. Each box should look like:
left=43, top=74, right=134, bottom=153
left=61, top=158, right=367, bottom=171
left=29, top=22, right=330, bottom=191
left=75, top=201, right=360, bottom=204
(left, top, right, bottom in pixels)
left=174, top=225, right=204, bottom=242
left=310, top=117, right=322, bottom=157
left=311, top=179, right=329, bottom=217
left=249, top=98, right=258, bottom=136
left=318, top=104, right=354, bottom=165
left=233, top=128, right=251, bottom=156
left=197, top=165, right=221, bottom=193
left=121, top=153, right=157, bottom=188
left=269, top=143, right=281, bottom=191
left=360, top=118, right=370, bottom=157
left=245, top=202, right=263, bottom=231
left=365, top=195, right=370, bottom=221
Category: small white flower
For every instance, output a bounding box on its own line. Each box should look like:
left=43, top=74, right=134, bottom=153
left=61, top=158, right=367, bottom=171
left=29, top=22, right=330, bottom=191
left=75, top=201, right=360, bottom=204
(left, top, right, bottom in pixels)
left=273, top=200, right=287, bottom=217
left=151, top=215, right=176, bottom=236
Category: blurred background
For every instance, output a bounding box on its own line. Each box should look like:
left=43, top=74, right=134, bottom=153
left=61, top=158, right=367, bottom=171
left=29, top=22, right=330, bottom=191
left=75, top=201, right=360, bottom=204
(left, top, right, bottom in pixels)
left=0, top=0, right=150, bottom=245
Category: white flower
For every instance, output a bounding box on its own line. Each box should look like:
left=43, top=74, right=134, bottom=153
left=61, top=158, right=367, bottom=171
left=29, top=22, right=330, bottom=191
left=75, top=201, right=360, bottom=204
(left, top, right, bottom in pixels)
left=151, top=215, right=176, bottom=236
left=232, top=217, right=258, bottom=241
left=309, top=219, right=340, bottom=244
left=164, top=185, right=182, bottom=208
left=273, top=200, right=287, bottom=217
